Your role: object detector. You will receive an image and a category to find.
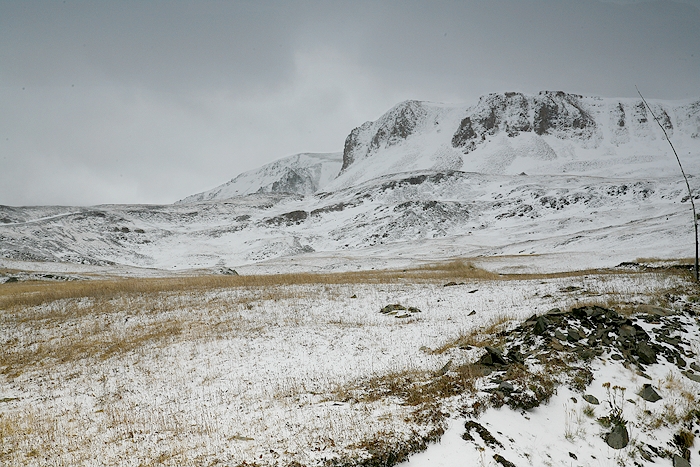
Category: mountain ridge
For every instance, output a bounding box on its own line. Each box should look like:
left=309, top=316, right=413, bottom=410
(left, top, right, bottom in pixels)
left=327, top=91, right=700, bottom=191
left=2, top=91, right=700, bottom=274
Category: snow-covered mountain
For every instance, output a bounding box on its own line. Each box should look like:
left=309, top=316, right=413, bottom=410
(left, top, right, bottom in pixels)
left=2, top=91, right=700, bottom=274
left=178, top=152, right=342, bottom=203
left=1, top=170, right=697, bottom=272
left=329, top=91, right=700, bottom=191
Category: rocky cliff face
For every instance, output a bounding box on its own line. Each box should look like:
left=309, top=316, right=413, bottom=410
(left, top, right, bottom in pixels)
left=341, top=100, right=430, bottom=172
left=178, top=152, right=342, bottom=203
left=3, top=91, right=700, bottom=272
left=451, top=91, right=597, bottom=152
left=331, top=91, right=700, bottom=190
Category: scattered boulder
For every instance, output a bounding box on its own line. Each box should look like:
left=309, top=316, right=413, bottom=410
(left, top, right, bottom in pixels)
left=639, top=384, right=662, bottom=402
left=583, top=394, right=599, bottom=405
left=673, top=454, right=691, bottom=467
left=683, top=371, right=700, bottom=383
left=480, top=346, right=507, bottom=366
left=380, top=304, right=406, bottom=314
left=493, top=454, right=516, bottom=467
left=606, top=423, right=629, bottom=449
left=218, top=267, right=239, bottom=275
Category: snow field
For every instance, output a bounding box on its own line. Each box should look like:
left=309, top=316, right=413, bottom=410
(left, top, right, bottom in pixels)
left=0, top=270, right=691, bottom=466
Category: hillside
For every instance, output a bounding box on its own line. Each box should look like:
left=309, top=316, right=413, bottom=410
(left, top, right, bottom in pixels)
left=1, top=91, right=699, bottom=275
left=2, top=91, right=700, bottom=467
left=329, top=92, right=700, bottom=191
left=178, top=152, right=342, bottom=203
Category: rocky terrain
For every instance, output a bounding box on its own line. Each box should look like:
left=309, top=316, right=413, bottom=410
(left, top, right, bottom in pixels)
left=177, top=152, right=342, bottom=203
left=1, top=91, right=699, bottom=276
left=2, top=90, right=700, bottom=467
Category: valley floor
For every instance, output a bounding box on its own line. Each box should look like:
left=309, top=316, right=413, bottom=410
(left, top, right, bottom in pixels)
left=0, top=260, right=699, bottom=466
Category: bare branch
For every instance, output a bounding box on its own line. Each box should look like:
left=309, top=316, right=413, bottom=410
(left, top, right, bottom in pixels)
left=636, top=86, right=698, bottom=280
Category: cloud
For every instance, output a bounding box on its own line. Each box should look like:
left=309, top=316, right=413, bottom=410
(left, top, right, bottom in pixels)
left=1, top=0, right=699, bottom=206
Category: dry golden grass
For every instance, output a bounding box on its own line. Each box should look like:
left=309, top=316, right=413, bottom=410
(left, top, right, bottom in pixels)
left=1, top=259, right=697, bottom=466
left=2, top=257, right=676, bottom=311
left=430, top=311, right=517, bottom=355
left=0, top=260, right=691, bottom=380
left=0, top=263, right=481, bottom=314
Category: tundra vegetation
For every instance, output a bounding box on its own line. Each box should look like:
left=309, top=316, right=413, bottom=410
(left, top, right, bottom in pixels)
left=0, top=260, right=699, bottom=466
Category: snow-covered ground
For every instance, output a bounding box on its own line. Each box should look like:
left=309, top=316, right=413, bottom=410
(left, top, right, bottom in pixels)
left=2, top=91, right=700, bottom=466
left=2, top=91, right=699, bottom=274
left=1, top=268, right=698, bottom=466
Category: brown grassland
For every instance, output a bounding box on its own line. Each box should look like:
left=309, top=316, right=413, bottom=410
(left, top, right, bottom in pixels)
left=0, top=259, right=697, bottom=466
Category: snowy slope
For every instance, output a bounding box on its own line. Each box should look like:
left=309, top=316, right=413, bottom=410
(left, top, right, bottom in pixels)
left=328, top=92, right=700, bottom=191
left=1, top=170, right=698, bottom=272
left=1, top=91, right=700, bottom=274
left=177, top=152, right=342, bottom=203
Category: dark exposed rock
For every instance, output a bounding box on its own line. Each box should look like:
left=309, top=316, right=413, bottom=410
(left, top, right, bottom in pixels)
left=606, top=424, right=629, bottom=449
left=380, top=304, right=406, bottom=314
left=583, top=394, right=599, bottom=405
left=673, top=454, right=691, bottom=467
left=480, top=346, right=507, bottom=366
left=493, top=454, right=516, bottom=467
left=639, top=384, right=662, bottom=403
left=342, top=100, right=428, bottom=172
left=463, top=421, right=503, bottom=449
left=451, top=91, right=596, bottom=154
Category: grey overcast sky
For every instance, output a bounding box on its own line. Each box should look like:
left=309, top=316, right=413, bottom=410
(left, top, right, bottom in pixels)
left=1, top=0, right=699, bottom=206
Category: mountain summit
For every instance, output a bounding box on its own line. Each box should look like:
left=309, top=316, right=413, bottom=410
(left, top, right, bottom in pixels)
left=178, top=152, right=342, bottom=203
left=327, top=91, right=700, bottom=191
left=1, top=91, right=699, bottom=272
